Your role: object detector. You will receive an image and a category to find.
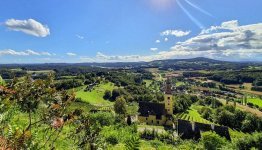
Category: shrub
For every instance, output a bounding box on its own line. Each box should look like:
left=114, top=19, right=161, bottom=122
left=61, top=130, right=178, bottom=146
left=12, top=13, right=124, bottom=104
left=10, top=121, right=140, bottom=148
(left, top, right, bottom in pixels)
left=89, top=112, right=114, bottom=126
left=201, top=131, right=226, bottom=150
left=105, top=134, right=118, bottom=145
left=235, top=132, right=262, bottom=150
left=103, top=90, right=112, bottom=100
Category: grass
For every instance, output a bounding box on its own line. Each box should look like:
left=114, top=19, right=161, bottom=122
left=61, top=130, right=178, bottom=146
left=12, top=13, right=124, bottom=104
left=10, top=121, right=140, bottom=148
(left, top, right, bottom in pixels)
left=175, top=81, right=184, bottom=86
left=76, top=82, right=115, bottom=106
left=177, top=105, right=211, bottom=124
left=247, top=97, right=262, bottom=107
left=143, top=79, right=153, bottom=87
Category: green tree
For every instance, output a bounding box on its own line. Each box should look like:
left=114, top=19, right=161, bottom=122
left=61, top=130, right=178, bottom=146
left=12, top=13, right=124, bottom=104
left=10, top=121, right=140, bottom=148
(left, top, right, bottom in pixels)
left=241, top=113, right=257, bottom=132
left=201, top=132, right=226, bottom=150
left=1, top=74, right=76, bottom=149
left=103, top=90, right=112, bottom=100
left=112, top=89, right=121, bottom=101
left=114, top=97, right=127, bottom=116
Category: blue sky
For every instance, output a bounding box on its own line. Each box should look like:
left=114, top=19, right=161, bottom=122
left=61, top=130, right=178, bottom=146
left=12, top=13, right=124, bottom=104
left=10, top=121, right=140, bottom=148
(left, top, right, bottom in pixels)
left=0, top=0, right=262, bottom=63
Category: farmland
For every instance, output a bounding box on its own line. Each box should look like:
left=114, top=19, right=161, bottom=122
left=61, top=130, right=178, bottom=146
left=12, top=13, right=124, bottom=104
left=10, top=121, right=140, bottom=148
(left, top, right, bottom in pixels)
left=1, top=58, right=262, bottom=149
left=248, top=97, right=262, bottom=107
left=176, top=105, right=211, bottom=124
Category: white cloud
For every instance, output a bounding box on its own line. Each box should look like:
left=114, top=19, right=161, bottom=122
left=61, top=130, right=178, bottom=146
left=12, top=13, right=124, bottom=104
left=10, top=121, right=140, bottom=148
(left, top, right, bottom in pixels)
left=4, top=19, right=50, bottom=37
left=80, top=20, right=262, bottom=62
left=155, top=40, right=161, bottom=43
left=0, top=49, right=53, bottom=56
left=161, top=30, right=191, bottom=37
left=76, top=34, right=84, bottom=39
left=164, top=37, right=168, bottom=42
left=200, top=20, right=239, bottom=34
left=66, top=52, right=77, bottom=56
left=150, top=48, right=158, bottom=51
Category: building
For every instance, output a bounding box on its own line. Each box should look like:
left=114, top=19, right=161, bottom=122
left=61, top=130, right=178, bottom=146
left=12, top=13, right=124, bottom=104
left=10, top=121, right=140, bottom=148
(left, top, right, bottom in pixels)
left=177, top=119, right=231, bottom=141
left=138, top=77, right=174, bottom=126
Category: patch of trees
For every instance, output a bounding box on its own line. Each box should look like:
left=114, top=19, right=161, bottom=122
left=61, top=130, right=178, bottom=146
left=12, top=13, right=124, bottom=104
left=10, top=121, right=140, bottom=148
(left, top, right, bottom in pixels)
left=201, top=82, right=216, bottom=88
left=105, top=71, right=149, bottom=87
left=251, top=86, right=262, bottom=92
left=55, top=79, right=84, bottom=90
left=253, top=78, right=262, bottom=86
left=198, top=105, right=262, bottom=133
left=104, top=85, right=164, bottom=103
left=173, top=95, right=199, bottom=113
left=197, top=97, right=223, bottom=108
left=183, top=72, right=211, bottom=78
left=208, top=70, right=262, bottom=84
left=0, top=69, right=27, bottom=79
left=235, top=132, right=262, bottom=150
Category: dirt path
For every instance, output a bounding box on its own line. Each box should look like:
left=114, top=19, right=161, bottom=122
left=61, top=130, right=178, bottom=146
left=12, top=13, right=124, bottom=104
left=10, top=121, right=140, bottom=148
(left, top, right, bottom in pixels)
left=218, top=99, right=262, bottom=117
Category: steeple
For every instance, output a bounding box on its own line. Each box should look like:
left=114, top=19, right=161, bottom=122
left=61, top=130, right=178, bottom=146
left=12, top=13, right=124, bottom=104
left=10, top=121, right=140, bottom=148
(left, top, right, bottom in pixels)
left=164, top=76, right=173, bottom=115
left=165, top=77, right=172, bottom=95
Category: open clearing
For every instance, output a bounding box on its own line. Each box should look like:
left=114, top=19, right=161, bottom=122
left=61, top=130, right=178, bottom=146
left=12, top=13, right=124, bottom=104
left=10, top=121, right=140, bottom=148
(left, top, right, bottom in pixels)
left=76, top=82, right=115, bottom=106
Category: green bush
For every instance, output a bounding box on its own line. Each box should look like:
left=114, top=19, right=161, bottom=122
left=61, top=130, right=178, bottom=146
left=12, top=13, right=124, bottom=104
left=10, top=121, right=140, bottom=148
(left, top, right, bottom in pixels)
left=235, top=132, right=262, bottom=150
left=89, top=112, right=114, bottom=126
left=201, top=131, right=226, bottom=150
left=106, top=134, right=118, bottom=145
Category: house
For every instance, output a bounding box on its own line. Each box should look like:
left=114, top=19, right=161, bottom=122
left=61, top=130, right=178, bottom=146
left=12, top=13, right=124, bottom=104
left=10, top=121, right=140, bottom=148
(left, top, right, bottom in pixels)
left=138, top=77, right=174, bottom=126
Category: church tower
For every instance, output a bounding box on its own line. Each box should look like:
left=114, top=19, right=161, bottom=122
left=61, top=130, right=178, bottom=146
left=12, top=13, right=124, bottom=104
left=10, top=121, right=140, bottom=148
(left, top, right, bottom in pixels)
left=164, top=77, right=173, bottom=115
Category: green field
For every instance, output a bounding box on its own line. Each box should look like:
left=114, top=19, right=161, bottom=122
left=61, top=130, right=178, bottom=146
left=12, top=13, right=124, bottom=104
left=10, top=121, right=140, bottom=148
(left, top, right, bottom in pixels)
left=76, top=82, right=115, bottom=106
left=177, top=105, right=211, bottom=124
left=144, top=79, right=153, bottom=87
left=247, top=97, right=262, bottom=107
left=175, top=81, right=185, bottom=86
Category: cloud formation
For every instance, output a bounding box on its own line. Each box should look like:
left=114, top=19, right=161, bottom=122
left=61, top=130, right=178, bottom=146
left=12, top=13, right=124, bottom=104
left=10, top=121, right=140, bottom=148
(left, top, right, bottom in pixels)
left=161, top=29, right=191, bottom=37
left=150, top=48, right=158, bottom=51
left=66, top=52, right=77, bottom=56
left=76, top=34, right=84, bottom=39
left=80, top=20, right=262, bottom=62
left=0, top=49, right=53, bottom=56
left=155, top=40, right=160, bottom=43
left=4, top=19, right=50, bottom=37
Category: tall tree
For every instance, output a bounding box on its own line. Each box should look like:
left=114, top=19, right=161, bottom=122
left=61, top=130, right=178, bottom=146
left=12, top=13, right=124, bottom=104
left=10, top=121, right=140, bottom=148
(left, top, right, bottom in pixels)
left=114, top=97, right=127, bottom=116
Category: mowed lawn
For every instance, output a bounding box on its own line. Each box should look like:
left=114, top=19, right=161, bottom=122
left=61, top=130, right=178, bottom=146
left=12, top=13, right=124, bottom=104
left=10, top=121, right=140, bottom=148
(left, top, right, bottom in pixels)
left=248, top=97, right=262, bottom=107
left=76, top=82, right=115, bottom=106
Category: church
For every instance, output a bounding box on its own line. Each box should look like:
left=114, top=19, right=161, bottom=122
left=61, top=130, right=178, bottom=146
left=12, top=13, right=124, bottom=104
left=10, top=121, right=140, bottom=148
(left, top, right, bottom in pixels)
left=138, top=77, right=174, bottom=126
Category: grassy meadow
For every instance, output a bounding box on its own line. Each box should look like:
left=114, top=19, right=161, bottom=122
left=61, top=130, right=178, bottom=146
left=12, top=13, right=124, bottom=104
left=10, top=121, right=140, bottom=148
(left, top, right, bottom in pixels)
left=76, top=82, right=115, bottom=106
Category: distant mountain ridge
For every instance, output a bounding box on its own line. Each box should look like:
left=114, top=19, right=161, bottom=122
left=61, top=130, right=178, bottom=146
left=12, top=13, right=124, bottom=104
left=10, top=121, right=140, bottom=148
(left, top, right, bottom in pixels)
left=0, top=57, right=261, bottom=70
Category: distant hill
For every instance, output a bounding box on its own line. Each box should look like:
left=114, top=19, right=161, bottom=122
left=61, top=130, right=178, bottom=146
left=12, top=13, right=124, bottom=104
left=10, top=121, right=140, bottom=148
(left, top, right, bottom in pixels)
left=0, top=57, right=261, bottom=71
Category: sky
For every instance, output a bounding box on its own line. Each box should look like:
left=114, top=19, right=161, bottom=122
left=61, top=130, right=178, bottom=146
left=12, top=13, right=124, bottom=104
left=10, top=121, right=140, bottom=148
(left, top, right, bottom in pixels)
left=0, top=0, right=262, bottom=63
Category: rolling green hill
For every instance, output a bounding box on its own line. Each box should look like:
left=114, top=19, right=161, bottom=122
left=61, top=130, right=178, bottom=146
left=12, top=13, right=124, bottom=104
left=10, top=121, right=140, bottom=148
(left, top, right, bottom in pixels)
left=76, top=82, right=115, bottom=106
